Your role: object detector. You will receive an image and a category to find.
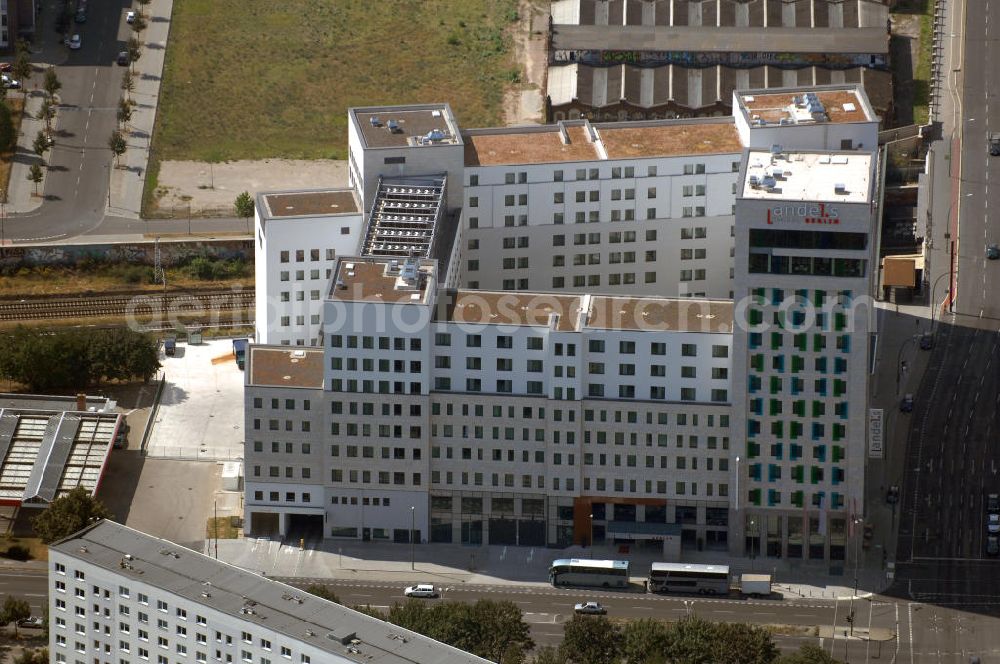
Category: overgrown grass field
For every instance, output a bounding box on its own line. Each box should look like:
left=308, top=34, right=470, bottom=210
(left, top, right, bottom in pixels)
left=153, top=0, right=518, bottom=162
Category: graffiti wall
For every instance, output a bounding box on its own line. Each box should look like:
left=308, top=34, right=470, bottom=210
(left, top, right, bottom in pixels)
left=0, top=239, right=253, bottom=269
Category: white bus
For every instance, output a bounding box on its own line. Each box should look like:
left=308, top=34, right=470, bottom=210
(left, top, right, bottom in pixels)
left=648, top=562, right=730, bottom=595
left=549, top=558, right=630, bottom=589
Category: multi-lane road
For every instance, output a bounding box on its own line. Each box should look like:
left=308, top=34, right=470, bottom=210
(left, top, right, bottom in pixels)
left=1, top=0, right=247, bottom=243
left=890, top=0, right=1000, bottom=654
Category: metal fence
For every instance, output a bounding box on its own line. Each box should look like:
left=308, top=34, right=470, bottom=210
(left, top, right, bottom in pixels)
left=143, top=445, right=244, bottom=462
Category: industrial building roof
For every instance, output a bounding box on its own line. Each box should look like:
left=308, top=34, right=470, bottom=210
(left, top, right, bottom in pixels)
left=52, top=521, right=492, bottom=664
left=551, top=25, right=888, bottom=54
left=260, top=190, right=359, bottom=219
left=0, top=394, right=119, bottom=505
left=351, top=105, right=462, bottom=149
left=247, top=347, right=324, bottom=390
left=742, top=149, right=874, bottom=203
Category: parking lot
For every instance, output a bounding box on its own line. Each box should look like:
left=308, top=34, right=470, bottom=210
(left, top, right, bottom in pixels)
left=146, top=338, right=245, bottom=460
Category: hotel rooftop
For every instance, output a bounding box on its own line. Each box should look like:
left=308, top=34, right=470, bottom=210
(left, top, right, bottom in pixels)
left=742, top=149, right=874, bottom=204
left=258, top=189, right=359, bottom=220
left=247, top=347, right=324, bottom=390
left=351, top=104, right=462, bottom=150
left=736, top=86, right=876, bottom=127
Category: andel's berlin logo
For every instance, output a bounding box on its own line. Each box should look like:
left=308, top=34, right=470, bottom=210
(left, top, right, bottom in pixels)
left=767, top=203, right=840, bottom=225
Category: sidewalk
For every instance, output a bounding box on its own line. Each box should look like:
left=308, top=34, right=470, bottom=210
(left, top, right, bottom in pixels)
left=108, top=0, right=173, bottom=219
left=209, top=537, right=887, bottom=602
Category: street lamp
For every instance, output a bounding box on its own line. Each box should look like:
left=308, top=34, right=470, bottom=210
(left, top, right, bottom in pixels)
left=410, top=506, right=415, bottom=570
left=734, top=455, right=741, bottom=513
left=895, top=335, right=918, bottom=394
left=928, top=270, right=952, bottom=333
left=849, top=516, right=863, bottom=636
left=588, top=513, right=594, bottom=548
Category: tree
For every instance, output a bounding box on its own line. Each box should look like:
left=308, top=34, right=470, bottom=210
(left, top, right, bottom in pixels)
left=36, top=98, right=55, bottom=133
left=131, top=14, right=148, bottom=41
left=777, top=645, right=842, bottom=664
left=121, top=68, right=135, bottom=101
left=622, top=618, right=671, bottom=664
left=532, top=647, right=567, bottom=664
left=30, top=487, right=112, bottom=544
left=27, top=163, right=43, bottom=195
left=13, top=647, right=46, bottom=664
left=0, top=101, right=14, bottom=151
left=235, top=191, right=254, bottom=232
left=43, top=66, right=61, bottom=100
left=11, top=41, right=30, bottom=97
left=663, top=616, right=717, bottom=664
left=1, top=596, right=31, bottom=637
left=711, top=622, right=779, bottom=664
left=32, top=130, right=51, bottom=158
left=560, top=615, right=623, bottom=664
left=137, top=0, right=152, bottom=17
left=303, top=584, right=340, bottom=604
left=109, top=130, right=127, bottom=167
left=127, top=37, right=142, bottom=72
left=117, top=97, right=133, bottom=129
left=465, top=599, right=534, bottom=663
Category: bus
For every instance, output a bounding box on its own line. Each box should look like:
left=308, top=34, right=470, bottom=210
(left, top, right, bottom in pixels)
left=647, top=562, right=730, bottom=595
left=549, top=558, right=630, bottom=589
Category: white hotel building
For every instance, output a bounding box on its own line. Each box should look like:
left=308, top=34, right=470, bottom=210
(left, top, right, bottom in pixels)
left=48, top=520, right=490, bottom=664
left=245, top=84, right=883, bottom=562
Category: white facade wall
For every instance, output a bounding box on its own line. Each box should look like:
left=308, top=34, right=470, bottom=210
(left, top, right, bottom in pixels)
left=254, top=211, right=362, bottom=346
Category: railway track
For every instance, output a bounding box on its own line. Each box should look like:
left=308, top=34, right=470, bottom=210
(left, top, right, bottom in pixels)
left=0, top=291, right=255, bottom=322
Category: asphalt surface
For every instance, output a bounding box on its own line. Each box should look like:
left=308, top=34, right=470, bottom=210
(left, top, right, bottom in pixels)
left=285, top=578, right=905, bottom=658
left=886, top=0, right=1000, bottom=660
left=0, top=570, right=48, bottom=614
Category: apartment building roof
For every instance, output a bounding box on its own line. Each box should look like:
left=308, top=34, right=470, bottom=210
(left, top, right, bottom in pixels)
left=464, top=125, right=599, bottom=166
left=260, top=189, right=359, bottom=219
left=436, top=291, right=585, bottom=333
left=742, top=149, right=874, bottom=203
left=351, top=104, right=462, bottom=149
left=552, top=25, right=887, bottom=55
left=737, top=86, right=875, bottom=126
left=596, top=120, right=742, bottom=159
left=52, top=521, right=492, bottom=664
left=588, top=296, right=734, bottom=333
left=0, top=394, right=120, bottom=506
left=329, top=258, right=435, bottom=304
left=247, top=347, right=324, bottom=390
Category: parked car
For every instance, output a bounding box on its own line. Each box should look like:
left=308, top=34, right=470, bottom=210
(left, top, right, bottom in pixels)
left=67, top=34, right=82, bottom=49
left=988, top=514, right=1000, bottom=534
left=16, top=617, right=42, bottom=628
left=163, top=338, right=176, bottom=356
left=987, top=536, right=999, bottom=557
left=987, top=243, right=1000, bottom=260
left=900, top=394, right=914, bottom=413
left=0, top=62, right=12, bottom=72
left=919, top=334, right=933, bottom=350
left=74, top=9, right=86, bottom=23
left=1, top=75, right=20, bottom=89
left=403, top=584, right=438, bottom=598
left=574, top=601, right=607, bottom=615
left=116, top=51, right=130, bottom=66
left=126, top=10, right=136, bottom=23
left=886, top=485, right=900, bottom=505
left=988, top=493, right=999, bottom=513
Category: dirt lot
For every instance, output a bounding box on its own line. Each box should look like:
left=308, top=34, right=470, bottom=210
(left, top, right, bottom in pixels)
left=154, top=159, right=348, bottom=217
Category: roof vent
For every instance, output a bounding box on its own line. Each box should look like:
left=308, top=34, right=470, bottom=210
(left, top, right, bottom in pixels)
left=761, top=176, right=777, bottom=190
left=201, top=591, right=211, bottom=598
left=305, top=630, right=315, bottom=638
left=369, top=116, right=381, bottom=127
left=834, top=183, right=848, bottom=195
left=770, top=144, right=783, bottom=156
left=748, top=175, right=760, bottom=188
left=425, top=129, right=446, bottom=141
left=336, top=280, right=346, bottom=290
left=79, top=546, right=89, bottom=554
left=386, top=119, right=400, bottom=133
left=291, top=350, right=306, bottom=359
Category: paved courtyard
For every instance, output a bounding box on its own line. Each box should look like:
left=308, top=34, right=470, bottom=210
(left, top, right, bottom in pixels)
left=146, top=338, right=245, bottom=460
